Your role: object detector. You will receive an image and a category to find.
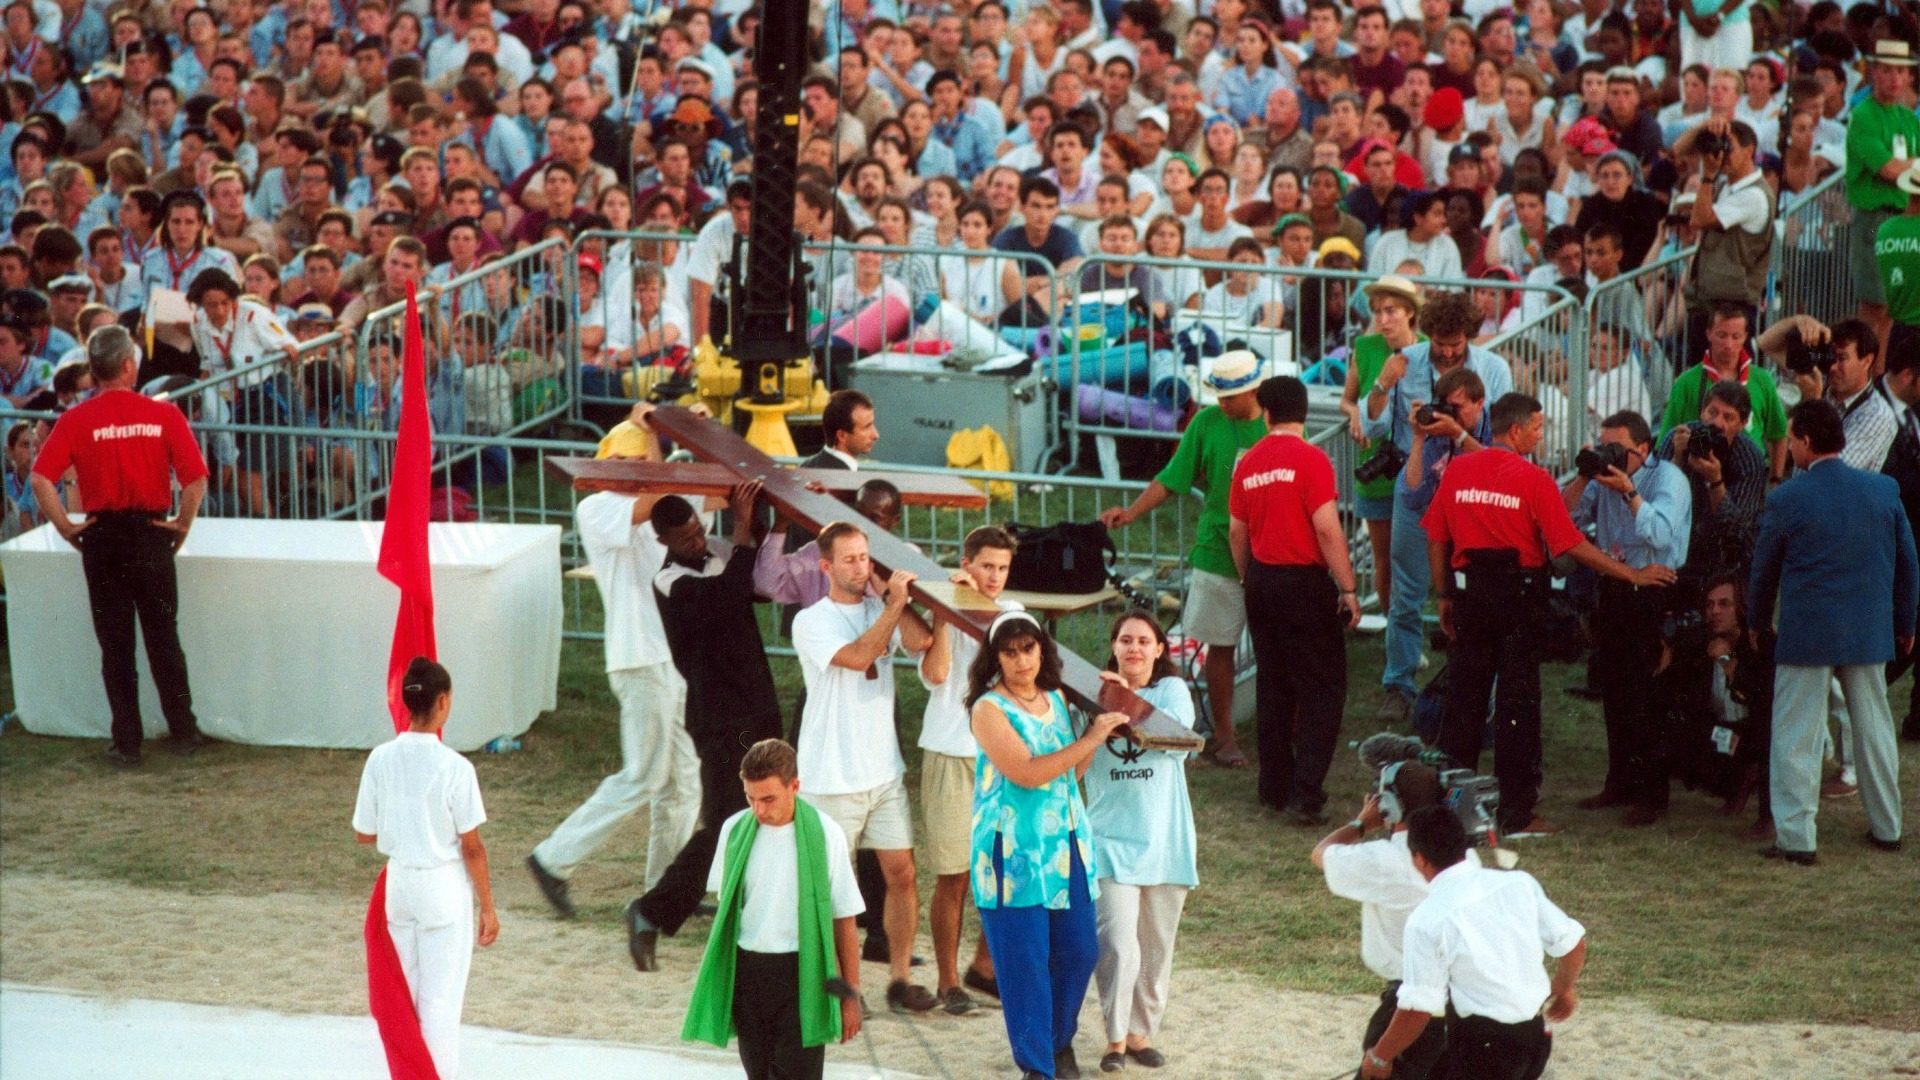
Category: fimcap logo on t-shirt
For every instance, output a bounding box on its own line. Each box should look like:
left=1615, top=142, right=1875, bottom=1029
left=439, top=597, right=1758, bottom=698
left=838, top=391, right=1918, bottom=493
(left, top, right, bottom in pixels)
left=93, top=423, right=164, bottom=441
left=1240, top=467, right=1297, bottom=490
left=1454, top=487, right=1522, bottom=510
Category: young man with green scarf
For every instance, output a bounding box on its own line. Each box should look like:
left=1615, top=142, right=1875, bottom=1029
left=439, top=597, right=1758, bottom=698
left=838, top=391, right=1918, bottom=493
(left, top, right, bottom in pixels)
left=684, top=738, right=865, bottom=1079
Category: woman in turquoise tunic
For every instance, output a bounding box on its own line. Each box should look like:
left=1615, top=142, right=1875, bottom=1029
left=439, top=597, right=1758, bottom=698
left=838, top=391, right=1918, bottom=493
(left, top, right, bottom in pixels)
left=966, top=611, right=1129, bottom=1080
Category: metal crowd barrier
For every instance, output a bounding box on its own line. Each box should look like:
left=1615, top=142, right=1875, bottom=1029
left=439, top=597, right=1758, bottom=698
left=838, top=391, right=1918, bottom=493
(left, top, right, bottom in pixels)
left=1769, top=169, right=1854, bottom=329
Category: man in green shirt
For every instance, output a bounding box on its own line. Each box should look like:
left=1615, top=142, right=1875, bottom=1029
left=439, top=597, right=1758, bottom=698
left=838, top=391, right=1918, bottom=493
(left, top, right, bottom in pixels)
left=1101, top=350, right=1268, bottom=767
left=1874, top=162, right=1920, bottom=358
left=1660, top=302, right=1789, bottom=480
left=1844, top=39, right=1920, bottom=349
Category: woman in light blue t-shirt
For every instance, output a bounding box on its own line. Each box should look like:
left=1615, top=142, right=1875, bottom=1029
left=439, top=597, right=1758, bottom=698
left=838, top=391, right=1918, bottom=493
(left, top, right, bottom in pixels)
left=1084, top=609, right=1199, bottom=1074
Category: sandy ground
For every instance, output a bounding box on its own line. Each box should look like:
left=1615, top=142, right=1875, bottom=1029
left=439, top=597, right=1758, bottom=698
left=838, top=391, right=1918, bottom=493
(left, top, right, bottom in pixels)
left=3, top=872, right=1917, bottom=1079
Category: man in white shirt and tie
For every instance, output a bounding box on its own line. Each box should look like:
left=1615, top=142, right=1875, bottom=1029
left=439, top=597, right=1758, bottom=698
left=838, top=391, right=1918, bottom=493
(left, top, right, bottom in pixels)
left=1359, top=807, right=1587, bottom=1080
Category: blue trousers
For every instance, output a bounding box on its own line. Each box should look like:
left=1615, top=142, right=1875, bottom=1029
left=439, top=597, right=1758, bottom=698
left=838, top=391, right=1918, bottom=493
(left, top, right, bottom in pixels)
left=1384, top=492, right=1432, bottom=697
left=979, top=837, right=1097, bottom=1078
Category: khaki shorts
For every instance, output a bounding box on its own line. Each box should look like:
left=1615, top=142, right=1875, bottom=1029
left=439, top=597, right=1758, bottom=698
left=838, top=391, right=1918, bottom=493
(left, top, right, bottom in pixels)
left=919, top=751, right=976, bottom=876
left=1182, top=567, right=1247, bottom=646
left=805, top=776, right=915, bottom=852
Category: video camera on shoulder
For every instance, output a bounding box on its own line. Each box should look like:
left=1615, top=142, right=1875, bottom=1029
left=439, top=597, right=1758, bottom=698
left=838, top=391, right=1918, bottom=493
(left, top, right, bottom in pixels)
left=1415, top=401, right=1460, bottom=427
left=1684, top=420, right=1730, bottom=461
left=1784, top=328, right=1836, bottom=377
left=1575, top=442, right=1630, bottom=479
left=1356, top=733, right=1505, bottom=849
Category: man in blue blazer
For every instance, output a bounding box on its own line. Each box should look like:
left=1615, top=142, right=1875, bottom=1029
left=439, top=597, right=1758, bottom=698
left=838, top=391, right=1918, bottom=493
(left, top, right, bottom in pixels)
left=1749, top=400, right=1919, bottom=864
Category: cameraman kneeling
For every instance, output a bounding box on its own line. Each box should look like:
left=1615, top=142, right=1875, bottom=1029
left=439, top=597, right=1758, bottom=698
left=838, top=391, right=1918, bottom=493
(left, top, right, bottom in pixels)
left=1656, top=574, right=1778, bottom=840
left=1358, top=807, right=1587, bottom=1080
left=1314, top=762, right=1477, bottom=1080
left=1563, top=412, right=1693, bottom=826
left=1656, top=380, right=1769, bottom=582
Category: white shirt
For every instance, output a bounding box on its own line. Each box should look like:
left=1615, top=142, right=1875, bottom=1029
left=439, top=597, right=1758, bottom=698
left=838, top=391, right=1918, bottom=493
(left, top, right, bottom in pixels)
left=1367, top=229, right=1464, bottom=281
left=706, top=807, right=866, bottom=953
left=576, top=493, right=671, bottom=672
left=688, top=211, right=739, bottom=289
left=190, top=298, right=298, bottom=387
left=352, top=732, right=487, bottom=869
left=1397, top=861, right=1586, bottom=1023
left=792, top=596, right=907, bottom=795
left=1711, top=169, right=1770, bottom=236
left=1323, top=833, right=1480, bottom=982
left=918, top=598, right=1021, bottom=758
left=820, top=446, right=859, bottom=470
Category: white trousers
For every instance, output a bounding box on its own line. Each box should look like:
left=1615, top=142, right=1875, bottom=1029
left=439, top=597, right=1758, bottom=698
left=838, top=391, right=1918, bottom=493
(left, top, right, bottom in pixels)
left=1093, top=881, right=1189, bottom=1044
left=1772, top=663, right=1903, bottom=852
left=533, top=663, right=698, bottom=890
left=386, top=861, right=475, bottom=1080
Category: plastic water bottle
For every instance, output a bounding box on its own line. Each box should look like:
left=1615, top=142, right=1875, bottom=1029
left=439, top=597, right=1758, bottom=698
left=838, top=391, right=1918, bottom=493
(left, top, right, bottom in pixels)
left=481, top=736, right=521, bottom=754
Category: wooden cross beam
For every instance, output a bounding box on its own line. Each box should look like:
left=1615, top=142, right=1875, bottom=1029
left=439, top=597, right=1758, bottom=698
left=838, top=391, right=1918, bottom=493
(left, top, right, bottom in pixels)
left=552, top=407, right=1202, bottom=751
left=553, top=458, right=990, bottom=509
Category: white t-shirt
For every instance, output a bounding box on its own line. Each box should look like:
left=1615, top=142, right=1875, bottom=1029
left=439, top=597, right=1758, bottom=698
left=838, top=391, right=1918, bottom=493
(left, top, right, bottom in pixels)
left=575, top=493, right=671, bottom=672
left=352, top=732, right=486, bottom=869
left=918, top=598, right=1022, bottom=758
left=792, top=596, right=907, bottom=795
left=706, top=807, right=866, bottom=954
left=688, top=211, right=739, bottom=289
left=1366, top=229, right=1464, bottom=281
left=1322, top=831, right=1480, bottom=982
left=1711, top=170, right=1770, bottom=236
left=1186, top=215, right=1252, bottom=254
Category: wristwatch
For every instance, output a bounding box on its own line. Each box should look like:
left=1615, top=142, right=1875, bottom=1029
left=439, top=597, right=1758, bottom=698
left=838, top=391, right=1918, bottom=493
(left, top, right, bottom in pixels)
left=1348, top=818, right=1369, bottom=834
left=1365, top=1049, right=1392, bottom=1071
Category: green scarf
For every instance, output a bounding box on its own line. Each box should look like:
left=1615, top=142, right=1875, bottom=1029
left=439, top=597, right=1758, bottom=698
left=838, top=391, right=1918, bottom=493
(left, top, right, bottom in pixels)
left=682, top=797, right=842, bottom=1048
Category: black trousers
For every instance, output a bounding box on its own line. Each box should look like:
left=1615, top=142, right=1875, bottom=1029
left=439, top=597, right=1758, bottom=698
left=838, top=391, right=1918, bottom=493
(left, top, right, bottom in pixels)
left=733, top=949, right=824, bottom=1080
left=1594, top=580, right=1670, bottom=809
left=1438, top=577, right=1545, bottom=833
left=1244, top=562, right=1346, bottom=814
left=1357, top=981, right=1448, bottom=1080
left=79, top=512, right=200, bottom=754
left=1886, top=653, right=1920, bottom=730
left=637, top=715, right=778, bottom=935
left=788, top=687, right=889, bottom=937
left=1440, top=1014, right=1550, bottom=1080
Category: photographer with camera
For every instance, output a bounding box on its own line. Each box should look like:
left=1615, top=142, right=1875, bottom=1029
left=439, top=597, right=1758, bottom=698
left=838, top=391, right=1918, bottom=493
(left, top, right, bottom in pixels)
left=1356, top=807, right=1587, bottom=1080
left=1402, top=369, right=1490, bottom=518
left=1362, top=289, right=1515, bottom=727
left=1563, top=411, right=1692, bottom=827
left=1661, top=303, right=1790, bottom=481
left=1313, top=760, right=1474, bottom=1080
left=1684, top=118, right=1772, bottom=373
left=1657, top=573, right=1778, bottom=841
left=1422, top=394, right=1677, bottom=839
left=1759, top=316, right=1900, bottom=474
left=1655, top=380, right=1770, bottom=583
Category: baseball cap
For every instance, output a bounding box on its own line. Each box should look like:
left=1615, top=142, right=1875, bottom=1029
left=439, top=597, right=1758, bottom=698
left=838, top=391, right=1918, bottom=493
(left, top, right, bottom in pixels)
left=1137, top=106, right=1169, bottom=131
left=1560, top=116, right=1616, bottom=159
left=293, top=302, right=336, bottom=323
left=48, top=274, right=91, bottom=293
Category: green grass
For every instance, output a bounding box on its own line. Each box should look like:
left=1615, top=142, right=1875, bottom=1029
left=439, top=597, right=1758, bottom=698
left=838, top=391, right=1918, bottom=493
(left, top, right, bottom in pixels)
left=4, top=623, right=1916, bottom=1031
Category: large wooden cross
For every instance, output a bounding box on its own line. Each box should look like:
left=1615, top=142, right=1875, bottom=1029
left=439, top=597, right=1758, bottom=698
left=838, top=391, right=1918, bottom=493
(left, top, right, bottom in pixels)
left=549, top=407, right=1203, bottom=751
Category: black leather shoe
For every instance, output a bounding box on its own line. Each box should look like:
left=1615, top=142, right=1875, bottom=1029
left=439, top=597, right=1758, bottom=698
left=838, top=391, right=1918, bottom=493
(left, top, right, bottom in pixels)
left=1864, top=830, right=1903, bottom=853
left=526, top=854, right=574, bottom=918
left=1758, top=844, right=1817, bottom=866
left=168, top=732, right=212, bottom=757
left=963, top=967, right=999, bottom=999
left=1125, top=1047, right=1167, bottom=1068
left=626, top=899, right=658, bottom=971
left=1100, top=1050, right=1126, bottom=1072
left=1285, top=806, right=1330, bottom=827
left=1054, top=1047, right=1082, bottom=1079
left=104, top=746, right=143, bottom=768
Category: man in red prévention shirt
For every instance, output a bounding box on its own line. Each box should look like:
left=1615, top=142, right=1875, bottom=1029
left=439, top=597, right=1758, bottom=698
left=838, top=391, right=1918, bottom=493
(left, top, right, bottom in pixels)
left=31, top=324, right=211, bottom=768
left=1229, top=375, right=1362, bottom=824
left=1419, top=391, right=1673, bottom=838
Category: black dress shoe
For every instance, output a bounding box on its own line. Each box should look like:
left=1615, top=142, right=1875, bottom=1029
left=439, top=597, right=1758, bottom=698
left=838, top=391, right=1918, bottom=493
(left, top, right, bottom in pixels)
left=168, top=732, right=212, bottom=757
left=1758, top=844, right=1817, bottom=866
left=1125, top=1047, right=1166, bottom=1068
left=963, top=967, right=999, bottom=998
left=525, top=854, right=574, bottom=918
left=1054, top=1047, right=1082, bottom=1079
left=1864, top=830, right=1903, bottom=853
left=1099, top=1050, right=1126, bottom=1072
left=626, top=899, right=659, bottom=971
left=103, top=746, right=143, bottom=768
left=1284, top=806, right=1330, bottom=827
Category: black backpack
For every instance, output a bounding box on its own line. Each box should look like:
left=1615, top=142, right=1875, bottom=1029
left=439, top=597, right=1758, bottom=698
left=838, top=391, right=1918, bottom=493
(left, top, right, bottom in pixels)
left=1005, top=521, right=1118, bottom=594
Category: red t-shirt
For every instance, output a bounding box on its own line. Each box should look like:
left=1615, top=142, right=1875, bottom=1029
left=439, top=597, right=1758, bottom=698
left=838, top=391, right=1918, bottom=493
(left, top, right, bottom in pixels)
left=1228, top=432, right=1338, bottom=567
left=33, top=389, right=209, bottom=513
left=1420, top=446, right=1583, bottom=569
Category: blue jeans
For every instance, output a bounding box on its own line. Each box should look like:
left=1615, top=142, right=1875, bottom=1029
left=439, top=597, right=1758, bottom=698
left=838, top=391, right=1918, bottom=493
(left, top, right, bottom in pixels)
left=979, top=837, right=1097, bottom=1078
left=1384, top=490, right=1432, bottom=697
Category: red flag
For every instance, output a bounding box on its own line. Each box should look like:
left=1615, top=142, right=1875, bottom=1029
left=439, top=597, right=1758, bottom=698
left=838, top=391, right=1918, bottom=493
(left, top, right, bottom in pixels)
left=366, top=281, right=442, bottom=1080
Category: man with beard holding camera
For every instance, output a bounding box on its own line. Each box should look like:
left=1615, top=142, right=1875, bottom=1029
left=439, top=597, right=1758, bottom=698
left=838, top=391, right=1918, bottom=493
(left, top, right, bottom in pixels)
left=1563, top=411, right=1693, bottom=827
left=1423, top=394, right=1676, bottom=839
left=1655, top=380, right=1769, bottom=583
left=1759, top=316, right=1900, bottom=474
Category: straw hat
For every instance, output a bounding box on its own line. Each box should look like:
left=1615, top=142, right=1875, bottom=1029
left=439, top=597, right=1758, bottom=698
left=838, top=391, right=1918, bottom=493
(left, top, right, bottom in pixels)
left=1364, top=274, right=1422, bottom=314
left=1202, top=349, right=1264, bottom=398
left=1871, top=39, right=1918, bottom=67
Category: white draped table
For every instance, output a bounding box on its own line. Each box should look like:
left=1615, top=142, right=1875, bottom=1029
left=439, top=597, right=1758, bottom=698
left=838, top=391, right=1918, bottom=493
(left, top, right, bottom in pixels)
left=1, top=520, right=562, bottom=752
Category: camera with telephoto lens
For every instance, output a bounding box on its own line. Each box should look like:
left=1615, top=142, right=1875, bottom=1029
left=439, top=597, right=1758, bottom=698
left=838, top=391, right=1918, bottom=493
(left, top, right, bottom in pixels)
left=1415, top=401, right=1460, bottom=427
left=1354, top=440, right=1409, bottom=483
left=1784, top=328, right=1836, bottom=377
left=1685, top=420, right=1730, bottom=461
left=1694, top=129, right=1729, bottom=158
left=1575, top=442, right=1630, bottom=479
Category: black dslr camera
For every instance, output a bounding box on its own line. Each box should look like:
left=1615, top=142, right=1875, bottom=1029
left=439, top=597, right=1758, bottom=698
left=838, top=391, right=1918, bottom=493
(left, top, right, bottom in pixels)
left=1415, top=401, right=1460, bottom=427
left=1355, top=441, right=1409, bottom=483
left=1694, top=128, right=1729, bottom=159
left=1575, top=442, right=1630, bottom=479
left=1784, top=328, right=1836, bottom=377
left=1685, top=420, right=1730, bottom=461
